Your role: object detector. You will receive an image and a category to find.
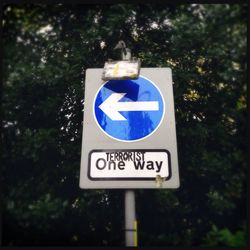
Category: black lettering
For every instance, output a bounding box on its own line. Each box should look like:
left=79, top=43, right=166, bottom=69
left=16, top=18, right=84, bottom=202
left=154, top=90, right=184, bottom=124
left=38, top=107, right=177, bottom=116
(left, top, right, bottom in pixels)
left=123, top=153, right=128, bottom=161
left=118, top=152, right=123, bottom=161
left=115, top=152, right=119, bottom=161
left=110, top=153, right=114, bottom=161
left=108, top=161, right=116, bottom=170
left=96, top=158, right=106, bottom=170
left=155, top=161, right=163, bottom=173
left=128, top=152, right=133, bottom=161
left=118, top=161, right=125, bottom=170
left=146, top=161, right=154, bottom=170
left=133, top=161, right=145, bottom=170
left=106, top=153, right=110, bottom=161
left=141, top=152, right=145, bottom=161
left=136, top=152, right=143, bottom=161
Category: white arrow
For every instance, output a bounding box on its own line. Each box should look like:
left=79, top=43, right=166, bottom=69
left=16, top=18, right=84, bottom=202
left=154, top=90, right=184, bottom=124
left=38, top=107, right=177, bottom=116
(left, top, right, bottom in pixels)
left=99, top=93, right=159, bottom=121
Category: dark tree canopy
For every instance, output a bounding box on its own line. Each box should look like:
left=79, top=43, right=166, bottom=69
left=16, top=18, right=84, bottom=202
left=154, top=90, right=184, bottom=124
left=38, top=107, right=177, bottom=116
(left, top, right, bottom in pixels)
left=2, top=3, right=247, bottom=246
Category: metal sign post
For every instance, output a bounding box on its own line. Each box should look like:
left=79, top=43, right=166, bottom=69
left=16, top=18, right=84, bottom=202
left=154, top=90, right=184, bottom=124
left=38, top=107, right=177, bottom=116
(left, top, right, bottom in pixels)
left=125, top=190, right=137, bottom=246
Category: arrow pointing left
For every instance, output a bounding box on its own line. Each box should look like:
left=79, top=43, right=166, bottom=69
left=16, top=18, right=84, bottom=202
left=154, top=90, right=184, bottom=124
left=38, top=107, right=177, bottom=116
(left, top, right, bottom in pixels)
left=99, top=93, right=159, bottom=121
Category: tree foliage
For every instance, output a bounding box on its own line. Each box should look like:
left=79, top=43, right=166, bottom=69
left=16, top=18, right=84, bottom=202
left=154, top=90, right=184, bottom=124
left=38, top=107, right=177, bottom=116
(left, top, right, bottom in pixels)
left=2, top=3, right=247, bottom=246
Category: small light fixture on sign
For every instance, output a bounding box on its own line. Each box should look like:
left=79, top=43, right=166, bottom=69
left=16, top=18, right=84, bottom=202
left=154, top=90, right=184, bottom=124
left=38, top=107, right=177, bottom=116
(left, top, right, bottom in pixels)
left=102, top=59, right=141, bottom=81
left=102, top=40, right=141, bottom=81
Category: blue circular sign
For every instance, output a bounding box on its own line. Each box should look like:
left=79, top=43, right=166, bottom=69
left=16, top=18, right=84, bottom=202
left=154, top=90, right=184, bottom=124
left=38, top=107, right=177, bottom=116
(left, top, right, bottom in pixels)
left=94, top=76, right=165, bottom=142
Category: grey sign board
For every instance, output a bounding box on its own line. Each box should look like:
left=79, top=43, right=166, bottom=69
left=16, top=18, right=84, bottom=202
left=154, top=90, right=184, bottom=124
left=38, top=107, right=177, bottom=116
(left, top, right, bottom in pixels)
left=79, top=68, right=180, bottom=189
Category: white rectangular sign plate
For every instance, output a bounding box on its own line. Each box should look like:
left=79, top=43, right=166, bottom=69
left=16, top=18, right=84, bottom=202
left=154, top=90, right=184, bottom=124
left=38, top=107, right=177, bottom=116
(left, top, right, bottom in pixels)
left=88, top=150, right=171, bottom=180
left=80, top=68, right=180, bottom=189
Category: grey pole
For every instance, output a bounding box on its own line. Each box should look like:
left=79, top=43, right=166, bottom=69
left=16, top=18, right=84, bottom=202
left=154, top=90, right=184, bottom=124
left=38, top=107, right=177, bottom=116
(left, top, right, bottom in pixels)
left=125, top=190, right=137, bottom=246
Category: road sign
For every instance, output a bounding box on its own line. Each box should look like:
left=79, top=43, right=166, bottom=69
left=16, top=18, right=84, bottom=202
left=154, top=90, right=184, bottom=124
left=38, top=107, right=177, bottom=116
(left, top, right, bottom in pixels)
left=94, top=76, right=164, bottom=141
left=80, top=68, right=179, bottom=189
